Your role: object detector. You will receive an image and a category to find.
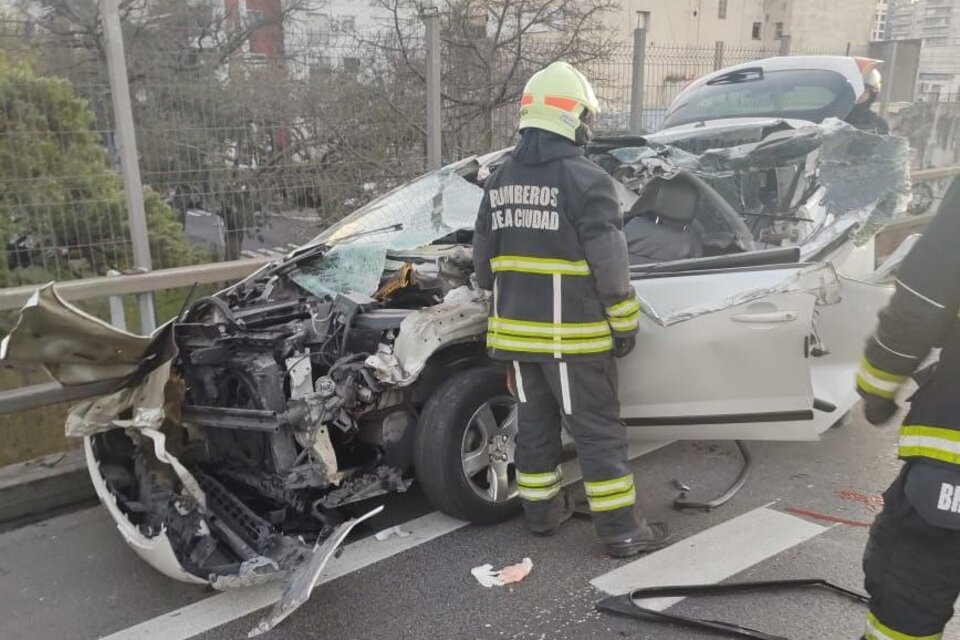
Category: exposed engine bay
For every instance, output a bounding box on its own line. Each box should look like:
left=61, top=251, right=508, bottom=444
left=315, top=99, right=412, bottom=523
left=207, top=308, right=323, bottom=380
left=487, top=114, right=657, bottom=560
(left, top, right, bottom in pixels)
left=89, top=241, right=489, bottom=585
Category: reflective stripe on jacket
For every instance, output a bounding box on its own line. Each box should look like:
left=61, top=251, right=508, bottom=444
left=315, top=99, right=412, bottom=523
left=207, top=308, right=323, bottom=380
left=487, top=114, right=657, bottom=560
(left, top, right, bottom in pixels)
left=857, top=178, right=960, bottom=468
left=473, top=130, right=639, bottom=362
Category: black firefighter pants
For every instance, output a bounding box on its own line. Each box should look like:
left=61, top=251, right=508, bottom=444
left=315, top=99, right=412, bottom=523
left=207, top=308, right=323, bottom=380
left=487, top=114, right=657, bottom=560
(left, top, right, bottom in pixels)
left=862, top=463, right=960, bottom=639
left=512, top=356, right=643, bottom=543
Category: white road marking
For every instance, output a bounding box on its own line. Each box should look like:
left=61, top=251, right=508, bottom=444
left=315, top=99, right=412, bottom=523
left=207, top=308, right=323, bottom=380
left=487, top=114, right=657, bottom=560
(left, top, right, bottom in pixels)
left=101, top=442, right=669, bottom=640
left=100, top=511, right=466, bottom=640
left=590, top=504, right=828, bottom=611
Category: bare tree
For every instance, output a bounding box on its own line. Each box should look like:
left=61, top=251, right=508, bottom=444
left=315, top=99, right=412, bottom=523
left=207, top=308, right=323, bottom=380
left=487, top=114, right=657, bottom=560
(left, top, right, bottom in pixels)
left=15, top=0, right=313, bottom=260
left=361, top=0, right=618, bottom=155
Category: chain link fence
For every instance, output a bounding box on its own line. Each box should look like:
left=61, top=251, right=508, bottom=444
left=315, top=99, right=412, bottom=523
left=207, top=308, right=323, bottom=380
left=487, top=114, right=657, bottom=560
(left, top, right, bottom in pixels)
left=0, top=5, right=871, bottom=294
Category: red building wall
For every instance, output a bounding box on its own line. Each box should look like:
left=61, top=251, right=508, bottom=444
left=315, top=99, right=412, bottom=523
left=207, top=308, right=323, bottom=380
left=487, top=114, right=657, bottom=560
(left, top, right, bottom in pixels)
left=223, top=0, right=284, bottom=56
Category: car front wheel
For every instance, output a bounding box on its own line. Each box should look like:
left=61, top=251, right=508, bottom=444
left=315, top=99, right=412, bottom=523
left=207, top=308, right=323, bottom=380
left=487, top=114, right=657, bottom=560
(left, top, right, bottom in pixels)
left=413, top=367, right=521, bottom=524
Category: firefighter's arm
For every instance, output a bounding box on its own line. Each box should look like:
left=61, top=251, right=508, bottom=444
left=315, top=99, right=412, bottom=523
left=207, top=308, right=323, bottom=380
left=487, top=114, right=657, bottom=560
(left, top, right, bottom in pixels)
left=473, top=191, right=494, bottom=291
left=574, top=174, right=639, bottom=338
left=858, top=179, right=960, bottom=420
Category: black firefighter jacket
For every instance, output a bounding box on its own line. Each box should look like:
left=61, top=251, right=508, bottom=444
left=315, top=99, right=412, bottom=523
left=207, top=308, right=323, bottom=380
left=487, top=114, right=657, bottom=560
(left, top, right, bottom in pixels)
left=858, top=178, right=960, bottom=468
left=473, top=130, right=640, bottom=362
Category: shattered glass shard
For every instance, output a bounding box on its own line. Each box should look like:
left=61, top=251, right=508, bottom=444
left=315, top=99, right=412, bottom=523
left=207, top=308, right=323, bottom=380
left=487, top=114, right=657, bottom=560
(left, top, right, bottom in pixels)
left=311, top=161, right=483, bottom=252
left=290, top=162, right=483, bottom=298
left=290, top=244, right=389, bottom=298
left=817, top=118, right=911, bottom=228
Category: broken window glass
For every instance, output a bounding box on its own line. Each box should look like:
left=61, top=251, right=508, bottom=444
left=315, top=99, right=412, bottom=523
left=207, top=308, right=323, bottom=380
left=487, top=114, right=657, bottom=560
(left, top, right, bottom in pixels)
left=291, top=161, right=483, bottom=297
left=289, top=244, right=390, bottom=297
left=604, top=119, right=910, bottom=249
left=311, top=160, right=483, bottom=251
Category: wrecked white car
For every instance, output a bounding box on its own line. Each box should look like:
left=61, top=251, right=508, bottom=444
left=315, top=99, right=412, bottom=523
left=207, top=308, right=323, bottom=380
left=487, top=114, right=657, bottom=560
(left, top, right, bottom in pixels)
left=0, top=85, right=913, bottom=630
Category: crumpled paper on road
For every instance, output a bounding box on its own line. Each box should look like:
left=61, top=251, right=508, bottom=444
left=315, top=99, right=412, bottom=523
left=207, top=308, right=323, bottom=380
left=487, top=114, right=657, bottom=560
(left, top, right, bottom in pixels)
left=471, top=558, right=533, bottom=587
left=374, top=525, right=412, bottom=541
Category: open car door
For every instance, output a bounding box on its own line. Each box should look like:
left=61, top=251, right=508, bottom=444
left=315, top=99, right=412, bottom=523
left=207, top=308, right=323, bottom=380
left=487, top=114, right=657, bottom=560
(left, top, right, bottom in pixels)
left=618, top=249, right=886, bottom=441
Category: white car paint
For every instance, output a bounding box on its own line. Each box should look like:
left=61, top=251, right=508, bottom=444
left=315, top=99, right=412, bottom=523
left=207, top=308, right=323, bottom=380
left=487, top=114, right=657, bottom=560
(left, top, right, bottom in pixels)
left=83, top=437, right=208, bottom=585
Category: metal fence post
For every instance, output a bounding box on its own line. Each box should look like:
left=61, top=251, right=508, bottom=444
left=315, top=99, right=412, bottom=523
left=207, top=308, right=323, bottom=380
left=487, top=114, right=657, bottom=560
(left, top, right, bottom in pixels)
left=100, top=0, right=156, bottom=334
left=713, top=41, right=725, bottom=71
left=779, top=34, right=792, bottom=56
left=106, top=270, right=127, bottom=330
left=423, top=5, right=442, bottom=170
left=880, top=40, right=899, bottom=118
left=629, top=21, right=648, bottom=135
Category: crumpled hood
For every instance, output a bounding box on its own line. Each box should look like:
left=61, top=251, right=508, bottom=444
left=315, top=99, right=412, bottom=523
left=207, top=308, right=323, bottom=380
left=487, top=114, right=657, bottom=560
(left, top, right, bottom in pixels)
left=512, top=129, right=583, bottom=166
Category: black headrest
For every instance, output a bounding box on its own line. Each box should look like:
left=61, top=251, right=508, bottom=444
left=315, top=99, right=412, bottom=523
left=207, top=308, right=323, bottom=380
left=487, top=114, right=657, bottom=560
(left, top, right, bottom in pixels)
left=630, top=177, right=700, bottom=224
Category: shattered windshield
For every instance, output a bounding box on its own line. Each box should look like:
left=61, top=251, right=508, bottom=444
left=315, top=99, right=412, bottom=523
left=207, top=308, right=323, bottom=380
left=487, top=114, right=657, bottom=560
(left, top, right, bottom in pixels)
left=291, top=161, right=483, bottom=297
left=310, top=159, right=483, bottom=250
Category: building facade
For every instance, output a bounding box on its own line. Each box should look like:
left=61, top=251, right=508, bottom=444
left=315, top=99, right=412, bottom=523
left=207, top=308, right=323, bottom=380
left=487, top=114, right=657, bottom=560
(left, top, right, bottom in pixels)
left=888, top=0, right=957, bottom=44
left=603, top=0, right=878, bottom=52
left=888, top=0, right=960, bottom=100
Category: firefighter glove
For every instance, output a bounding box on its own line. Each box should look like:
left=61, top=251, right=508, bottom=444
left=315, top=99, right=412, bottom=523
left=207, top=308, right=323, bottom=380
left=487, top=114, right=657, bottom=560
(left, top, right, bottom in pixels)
left=612, top=335, right=637, bottom=359
left=860, top=392, right=898, bottom=427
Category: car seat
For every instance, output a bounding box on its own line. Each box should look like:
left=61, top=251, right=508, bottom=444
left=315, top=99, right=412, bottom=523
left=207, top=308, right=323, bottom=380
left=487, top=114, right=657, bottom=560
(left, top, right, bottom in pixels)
left=625, top=177, right=703, bottom=265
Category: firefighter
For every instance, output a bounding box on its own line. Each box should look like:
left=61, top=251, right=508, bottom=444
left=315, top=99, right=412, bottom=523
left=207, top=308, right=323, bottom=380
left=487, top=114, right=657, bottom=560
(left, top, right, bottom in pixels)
left=845, top=68, right=890, bottom=135
left=472, top=62, right=671, bottom=558
left=857, top=177, right=960, bottom=640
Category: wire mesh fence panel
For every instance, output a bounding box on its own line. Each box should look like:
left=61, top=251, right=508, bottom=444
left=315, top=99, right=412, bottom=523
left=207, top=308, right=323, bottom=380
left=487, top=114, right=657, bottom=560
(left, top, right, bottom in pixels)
left=1, top=8, right=431, bottom=282
left=0, top=18, right=134, bottom=287
left=1, top=2, right=890, bottom=291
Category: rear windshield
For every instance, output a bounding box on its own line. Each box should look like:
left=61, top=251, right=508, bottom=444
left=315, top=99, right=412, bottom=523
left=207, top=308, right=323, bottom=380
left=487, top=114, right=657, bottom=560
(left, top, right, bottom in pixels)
left=661, top=69, right=856, bottom=130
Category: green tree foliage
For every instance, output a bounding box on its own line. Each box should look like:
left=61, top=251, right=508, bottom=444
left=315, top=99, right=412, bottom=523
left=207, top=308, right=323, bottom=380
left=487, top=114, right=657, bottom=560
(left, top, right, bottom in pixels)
left=0, top=52, right=193, bottom=286
left=20, top=0, right=314, bottom=260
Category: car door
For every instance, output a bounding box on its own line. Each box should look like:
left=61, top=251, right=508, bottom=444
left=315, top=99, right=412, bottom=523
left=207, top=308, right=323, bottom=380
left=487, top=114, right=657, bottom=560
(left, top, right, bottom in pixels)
left=618, top=258, right=838, bottom=442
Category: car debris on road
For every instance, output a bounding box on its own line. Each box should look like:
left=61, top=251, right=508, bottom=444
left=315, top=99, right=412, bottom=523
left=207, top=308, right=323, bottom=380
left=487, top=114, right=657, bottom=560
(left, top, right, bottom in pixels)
left=596, top=578, right=869, bottom=639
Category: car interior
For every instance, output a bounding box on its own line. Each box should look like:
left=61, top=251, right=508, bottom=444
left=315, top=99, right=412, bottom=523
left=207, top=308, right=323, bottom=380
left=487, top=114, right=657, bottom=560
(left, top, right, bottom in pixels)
left=624, top=176, right=703, bottom=265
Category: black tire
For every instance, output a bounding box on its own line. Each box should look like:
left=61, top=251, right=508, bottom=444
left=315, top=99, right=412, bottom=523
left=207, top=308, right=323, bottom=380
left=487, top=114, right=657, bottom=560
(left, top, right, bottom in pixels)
left=414, top=367, right=521, bottom=524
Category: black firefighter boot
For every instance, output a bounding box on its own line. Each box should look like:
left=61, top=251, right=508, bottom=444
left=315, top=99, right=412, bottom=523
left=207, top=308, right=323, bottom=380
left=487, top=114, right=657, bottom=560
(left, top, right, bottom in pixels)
left=605, top=521, right=672, bottom=558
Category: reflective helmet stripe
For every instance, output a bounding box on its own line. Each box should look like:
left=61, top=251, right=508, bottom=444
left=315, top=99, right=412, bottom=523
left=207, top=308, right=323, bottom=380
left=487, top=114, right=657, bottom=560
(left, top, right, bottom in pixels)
left=543, top=96, right=580, bottom=111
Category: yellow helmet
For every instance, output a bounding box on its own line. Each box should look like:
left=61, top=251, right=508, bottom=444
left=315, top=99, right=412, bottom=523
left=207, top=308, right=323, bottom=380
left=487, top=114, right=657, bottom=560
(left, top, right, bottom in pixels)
left=518, top=62, right=600, bottom=143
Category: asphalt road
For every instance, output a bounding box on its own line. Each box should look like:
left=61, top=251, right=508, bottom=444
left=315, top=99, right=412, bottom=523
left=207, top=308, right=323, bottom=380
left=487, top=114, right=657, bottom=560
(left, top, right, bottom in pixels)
left=3, top=413, right=959, bottom=640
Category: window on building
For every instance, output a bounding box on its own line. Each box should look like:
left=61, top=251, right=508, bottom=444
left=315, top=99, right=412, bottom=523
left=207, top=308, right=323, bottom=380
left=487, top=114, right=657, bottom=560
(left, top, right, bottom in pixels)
left=310, top=56, right=331, bottom=81
left=339, top=16, right=356, bottom=32
left=718, top=0, right=728, bottom=19
left=465, top=14, right=488, bottom=39
left=775, top=21, right=784, bottom=39
left=246, top=8, right=264, bottom=27
left=342, top=57, right=361, bottom=74
left=752, top=21, right=761, bottom=40
left=308, top=29, right=330, bottom=46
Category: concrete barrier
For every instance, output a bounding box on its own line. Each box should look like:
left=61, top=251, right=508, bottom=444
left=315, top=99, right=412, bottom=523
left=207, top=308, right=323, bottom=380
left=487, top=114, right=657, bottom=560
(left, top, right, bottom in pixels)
left=0, top=449, right=94, bottom=526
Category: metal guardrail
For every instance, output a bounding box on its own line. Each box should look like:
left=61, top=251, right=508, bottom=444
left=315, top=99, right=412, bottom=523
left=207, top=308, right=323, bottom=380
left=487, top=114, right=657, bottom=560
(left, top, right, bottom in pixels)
left=0, top=258, right=270, bottom=414
left=0, top=379, right=126, bottom=415
left=0, top=257, right=270, bottom=312
left=1, top=164, right=960, bottom=417
left=911, top=165, right=960, bottom=182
